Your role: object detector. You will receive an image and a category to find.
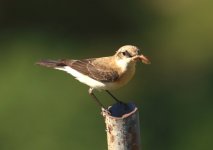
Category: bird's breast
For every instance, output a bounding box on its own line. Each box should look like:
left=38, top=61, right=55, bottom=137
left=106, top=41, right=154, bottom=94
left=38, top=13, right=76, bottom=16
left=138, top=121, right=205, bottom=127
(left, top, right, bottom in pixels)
left=104, top=63, right=136, bottom=90
left=118, top=63, right=136, bottom=85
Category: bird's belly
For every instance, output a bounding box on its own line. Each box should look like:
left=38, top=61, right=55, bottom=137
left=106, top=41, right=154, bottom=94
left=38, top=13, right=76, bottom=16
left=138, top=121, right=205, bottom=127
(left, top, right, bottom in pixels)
left=57, top=66, right=106, bottom=89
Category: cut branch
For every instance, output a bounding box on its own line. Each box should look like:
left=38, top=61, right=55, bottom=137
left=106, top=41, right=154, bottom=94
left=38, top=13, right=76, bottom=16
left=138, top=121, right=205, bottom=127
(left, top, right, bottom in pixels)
left=102, top=103, right=141, bottom=150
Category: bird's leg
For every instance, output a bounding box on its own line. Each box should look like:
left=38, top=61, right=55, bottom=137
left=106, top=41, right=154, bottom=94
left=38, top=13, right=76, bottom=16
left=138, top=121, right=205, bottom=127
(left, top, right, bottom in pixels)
left=88, top=88, right=106, bottom=109
left=105, top=90, right=123, bottom=104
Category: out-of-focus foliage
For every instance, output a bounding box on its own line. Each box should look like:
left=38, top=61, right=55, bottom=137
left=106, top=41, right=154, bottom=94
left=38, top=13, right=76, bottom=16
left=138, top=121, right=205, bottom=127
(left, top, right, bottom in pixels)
left=0, top=0, right=212, bottom=150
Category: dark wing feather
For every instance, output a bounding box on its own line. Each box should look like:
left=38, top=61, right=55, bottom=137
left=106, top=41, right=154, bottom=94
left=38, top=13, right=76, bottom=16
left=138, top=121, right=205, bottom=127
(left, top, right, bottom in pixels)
left=36, top=60, right=66, bottom=68
left=65, top=59, right=119, bottom=82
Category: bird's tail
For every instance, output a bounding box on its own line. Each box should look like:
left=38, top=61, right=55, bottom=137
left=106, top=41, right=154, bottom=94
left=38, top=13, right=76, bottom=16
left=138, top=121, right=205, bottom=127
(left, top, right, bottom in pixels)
left=36, top=60, right=66, bottom=68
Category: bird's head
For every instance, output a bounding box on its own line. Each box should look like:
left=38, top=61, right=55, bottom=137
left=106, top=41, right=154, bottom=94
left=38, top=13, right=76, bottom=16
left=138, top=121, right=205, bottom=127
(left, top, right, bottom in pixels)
left=115, top=45, right=151, bottom=65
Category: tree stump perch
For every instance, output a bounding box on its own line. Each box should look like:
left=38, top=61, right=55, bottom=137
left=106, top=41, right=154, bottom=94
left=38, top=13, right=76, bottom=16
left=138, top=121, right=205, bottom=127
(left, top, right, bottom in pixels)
left=102, top=103, right=141, bottom=150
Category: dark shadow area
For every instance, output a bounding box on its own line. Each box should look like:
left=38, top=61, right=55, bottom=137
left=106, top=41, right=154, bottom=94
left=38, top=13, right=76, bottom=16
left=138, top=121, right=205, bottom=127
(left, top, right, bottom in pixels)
left=109, top=102, right=136, bottom=117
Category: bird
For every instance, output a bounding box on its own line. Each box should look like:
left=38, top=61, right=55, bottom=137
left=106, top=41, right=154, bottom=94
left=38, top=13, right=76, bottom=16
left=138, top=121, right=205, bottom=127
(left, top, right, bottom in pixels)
left=36, top=45, right=150, bottom=109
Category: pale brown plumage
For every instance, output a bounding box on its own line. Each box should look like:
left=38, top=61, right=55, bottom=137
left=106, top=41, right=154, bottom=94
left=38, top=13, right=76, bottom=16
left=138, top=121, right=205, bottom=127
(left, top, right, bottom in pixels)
left=36, top=45, right=150, bottom=109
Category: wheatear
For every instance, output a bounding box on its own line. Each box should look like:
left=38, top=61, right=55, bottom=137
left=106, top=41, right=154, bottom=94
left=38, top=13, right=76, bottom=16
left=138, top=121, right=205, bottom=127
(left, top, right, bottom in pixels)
left=37, top=45, right=150, bottom=109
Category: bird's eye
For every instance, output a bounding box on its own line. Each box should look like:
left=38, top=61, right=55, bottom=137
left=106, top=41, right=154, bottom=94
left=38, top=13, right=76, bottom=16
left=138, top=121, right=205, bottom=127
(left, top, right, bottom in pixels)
left=122, top=52, right=126, bottom=55
left=122, top=51, right=132, bottom=57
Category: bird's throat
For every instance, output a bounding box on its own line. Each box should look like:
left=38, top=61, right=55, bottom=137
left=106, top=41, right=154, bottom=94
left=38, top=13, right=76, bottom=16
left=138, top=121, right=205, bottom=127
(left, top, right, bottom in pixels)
left=116, top=62, right=136, bottom=87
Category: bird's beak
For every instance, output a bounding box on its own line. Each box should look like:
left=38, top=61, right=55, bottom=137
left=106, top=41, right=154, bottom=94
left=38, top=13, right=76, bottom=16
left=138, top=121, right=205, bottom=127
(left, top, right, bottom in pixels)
left=139, top=54, right=151, bottom=64
left=132, top=54, right=151, bottom=64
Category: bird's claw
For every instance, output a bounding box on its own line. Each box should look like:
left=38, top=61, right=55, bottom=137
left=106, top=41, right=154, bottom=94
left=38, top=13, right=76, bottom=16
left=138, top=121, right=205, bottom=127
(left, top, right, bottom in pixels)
left=101, top=107, right=111, bottom=116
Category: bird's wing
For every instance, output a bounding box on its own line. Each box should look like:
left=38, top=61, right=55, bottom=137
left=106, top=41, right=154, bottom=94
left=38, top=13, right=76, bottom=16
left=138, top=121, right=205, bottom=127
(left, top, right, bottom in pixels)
left=37, top=59, right=119, bottom=82
left=64, top=59, right=119, bottom=82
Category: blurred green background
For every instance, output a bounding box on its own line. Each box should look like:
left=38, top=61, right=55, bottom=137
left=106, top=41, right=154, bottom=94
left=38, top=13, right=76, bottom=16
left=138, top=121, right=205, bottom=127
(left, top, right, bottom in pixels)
left=0, top=0, right=212, bottom=150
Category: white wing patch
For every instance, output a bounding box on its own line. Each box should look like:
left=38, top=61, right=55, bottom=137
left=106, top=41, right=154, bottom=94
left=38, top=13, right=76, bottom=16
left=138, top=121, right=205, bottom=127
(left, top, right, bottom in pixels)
left=55, top=66, right=106, bottom=89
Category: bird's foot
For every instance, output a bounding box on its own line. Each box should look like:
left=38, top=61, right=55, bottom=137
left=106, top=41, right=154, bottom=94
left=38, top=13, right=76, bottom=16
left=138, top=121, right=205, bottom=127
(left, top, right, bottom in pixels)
left=117, top=100, right=126, bottom=105
left=101, top=107, right=111, bottom=116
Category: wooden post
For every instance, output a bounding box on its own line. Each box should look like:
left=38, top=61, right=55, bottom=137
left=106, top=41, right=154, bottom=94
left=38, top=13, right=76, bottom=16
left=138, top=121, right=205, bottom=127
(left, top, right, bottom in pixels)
left=102, top=103, right=141, bottom=150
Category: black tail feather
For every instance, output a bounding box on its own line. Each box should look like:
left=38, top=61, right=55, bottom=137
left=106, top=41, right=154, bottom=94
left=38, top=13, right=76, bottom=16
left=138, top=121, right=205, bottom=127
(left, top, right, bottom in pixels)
left=36, top=60, right=66, bottom=68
